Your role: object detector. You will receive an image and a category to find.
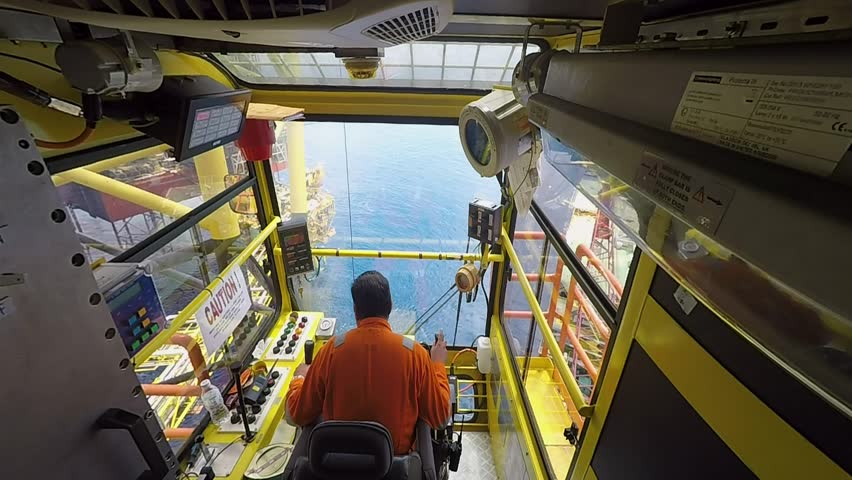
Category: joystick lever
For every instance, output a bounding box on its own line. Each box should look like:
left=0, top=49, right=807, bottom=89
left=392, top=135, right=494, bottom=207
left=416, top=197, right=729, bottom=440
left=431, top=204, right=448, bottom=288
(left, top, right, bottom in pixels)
left=304, top=340, right=315, bottom=365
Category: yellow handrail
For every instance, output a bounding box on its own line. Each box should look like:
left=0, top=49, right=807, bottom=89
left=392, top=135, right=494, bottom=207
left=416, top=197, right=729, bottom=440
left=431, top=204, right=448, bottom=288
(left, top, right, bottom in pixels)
left=132, top=217, right=282, bottom=365
left=305, top=247, right=504, bottom=263
left=501, top=229, right=594, bottom=418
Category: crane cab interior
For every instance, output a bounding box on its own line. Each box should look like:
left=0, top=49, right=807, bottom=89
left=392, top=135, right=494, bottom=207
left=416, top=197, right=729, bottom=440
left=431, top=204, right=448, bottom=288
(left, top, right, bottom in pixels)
left=0, top=1, right=850, bottom=479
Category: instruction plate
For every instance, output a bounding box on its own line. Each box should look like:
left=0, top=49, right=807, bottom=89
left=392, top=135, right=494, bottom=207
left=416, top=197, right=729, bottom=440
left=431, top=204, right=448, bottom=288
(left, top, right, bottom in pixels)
left=671, top=72, right=852, bottom=176
left=634, top=152, right=734, bottom=234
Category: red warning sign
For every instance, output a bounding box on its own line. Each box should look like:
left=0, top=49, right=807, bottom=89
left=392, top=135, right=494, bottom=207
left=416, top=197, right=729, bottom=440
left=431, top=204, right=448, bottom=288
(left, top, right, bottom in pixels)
left=692, top=186, right=705, bottom=203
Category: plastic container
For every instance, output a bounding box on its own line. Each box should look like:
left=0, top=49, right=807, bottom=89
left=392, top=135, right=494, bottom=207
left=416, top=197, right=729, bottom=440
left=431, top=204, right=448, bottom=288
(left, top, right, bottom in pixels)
left=199, top=379, right=229, bottom=426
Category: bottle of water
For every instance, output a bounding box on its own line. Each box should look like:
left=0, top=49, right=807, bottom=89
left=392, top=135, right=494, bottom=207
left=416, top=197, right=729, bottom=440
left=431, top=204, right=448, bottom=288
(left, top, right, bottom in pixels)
left=200, top=379, right=229, bottom=426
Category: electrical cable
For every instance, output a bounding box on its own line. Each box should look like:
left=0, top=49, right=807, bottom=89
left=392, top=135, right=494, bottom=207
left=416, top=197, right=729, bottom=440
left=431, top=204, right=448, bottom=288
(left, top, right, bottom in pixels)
left=451, top=291, right=463, bottom=346
left=479, top=280, right=489, bottom=308
left=417, top=284, right=456, bottom=321
left=408, top=287, right=458, bottom=335
left=34, top=126, right=94, bottom=149
left=508, top=128, right=538, bottom=200
left=451, top=348, right=477, bottom=365
left=405, top=283, right=457, bottom=335
left=208, top=436, right=243, bottom=465
left=341, top=123, right=356, bottom=281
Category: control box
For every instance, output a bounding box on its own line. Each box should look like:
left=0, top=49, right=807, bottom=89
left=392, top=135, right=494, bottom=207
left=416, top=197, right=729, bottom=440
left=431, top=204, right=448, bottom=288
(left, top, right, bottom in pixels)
left=264, top=312, right=321, bottom=361
left=94, top=263, right=166, bottom=355
left=468, top=199, right=502, bottom=245
left=278, top=214, right=314, bottom=275
left=314, top=317, right=336, bottom=352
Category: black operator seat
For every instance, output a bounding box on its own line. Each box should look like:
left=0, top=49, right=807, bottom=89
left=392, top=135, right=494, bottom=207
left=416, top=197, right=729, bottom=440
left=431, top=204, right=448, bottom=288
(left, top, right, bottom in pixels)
left=291, top=420, right=437, bottom=480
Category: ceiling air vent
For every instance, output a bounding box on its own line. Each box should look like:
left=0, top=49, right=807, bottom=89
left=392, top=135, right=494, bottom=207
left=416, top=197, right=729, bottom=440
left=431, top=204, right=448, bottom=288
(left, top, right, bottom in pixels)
left=2, top=0, right=453, bottom=48
left=362, top=6, right=438, bottom=45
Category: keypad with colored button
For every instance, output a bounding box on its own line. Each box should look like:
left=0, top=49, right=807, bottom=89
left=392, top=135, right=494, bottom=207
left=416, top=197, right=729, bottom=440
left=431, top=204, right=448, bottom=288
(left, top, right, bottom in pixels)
left=265, top=312, right=319, bottom=361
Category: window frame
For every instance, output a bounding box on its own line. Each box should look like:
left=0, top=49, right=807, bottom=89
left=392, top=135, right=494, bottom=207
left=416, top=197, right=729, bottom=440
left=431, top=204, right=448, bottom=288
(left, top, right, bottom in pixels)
left=205, top=37, right=550, bottom=96
left=52, top=142, right=284, bottom=460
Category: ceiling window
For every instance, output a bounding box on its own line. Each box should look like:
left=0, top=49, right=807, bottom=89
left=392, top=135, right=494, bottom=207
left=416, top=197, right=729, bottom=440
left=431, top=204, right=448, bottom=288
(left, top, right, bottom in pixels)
left=217, top=41, right=540, bottom=90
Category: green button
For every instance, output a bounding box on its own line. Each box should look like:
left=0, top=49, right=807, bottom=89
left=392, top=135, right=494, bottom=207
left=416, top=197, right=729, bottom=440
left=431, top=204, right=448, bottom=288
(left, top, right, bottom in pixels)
left=141, top=332, right=150, bottom=341
left=151, top=324, right=160, bottom=333
left=131, top=340, right=141, bottom=351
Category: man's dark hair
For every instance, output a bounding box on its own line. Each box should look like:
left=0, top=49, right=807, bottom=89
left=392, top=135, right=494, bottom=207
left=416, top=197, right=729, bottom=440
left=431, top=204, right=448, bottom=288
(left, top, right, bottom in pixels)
left=351, top=270, right=392, bottom=320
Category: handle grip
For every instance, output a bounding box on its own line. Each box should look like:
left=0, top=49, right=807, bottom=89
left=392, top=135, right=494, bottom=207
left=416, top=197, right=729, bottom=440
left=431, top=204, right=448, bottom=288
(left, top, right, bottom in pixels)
left=97, top=408, right=170, bottom=480
left=304, top=340, right=315, bottom=365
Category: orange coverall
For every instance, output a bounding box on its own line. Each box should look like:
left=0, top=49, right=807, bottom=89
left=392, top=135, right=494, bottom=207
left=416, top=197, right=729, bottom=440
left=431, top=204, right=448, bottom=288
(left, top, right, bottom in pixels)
left=286, top=317, right=450, bottom=455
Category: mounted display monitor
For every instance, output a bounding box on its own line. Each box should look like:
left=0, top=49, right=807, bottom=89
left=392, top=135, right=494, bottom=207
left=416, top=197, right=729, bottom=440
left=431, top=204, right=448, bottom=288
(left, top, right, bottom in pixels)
left=133, top=75, right=251, bottom=161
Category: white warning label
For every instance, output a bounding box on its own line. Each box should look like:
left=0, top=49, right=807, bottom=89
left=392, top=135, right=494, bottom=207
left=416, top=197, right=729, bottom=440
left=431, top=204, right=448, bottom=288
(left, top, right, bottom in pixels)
left=634, top=152, right=735, bottom=234
left=671, top=72, right=852, bottom=176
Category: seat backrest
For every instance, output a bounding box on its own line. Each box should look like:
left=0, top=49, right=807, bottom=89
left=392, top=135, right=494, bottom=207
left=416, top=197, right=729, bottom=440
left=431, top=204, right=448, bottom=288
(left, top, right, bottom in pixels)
left=308, top=421, right=394, bottom=480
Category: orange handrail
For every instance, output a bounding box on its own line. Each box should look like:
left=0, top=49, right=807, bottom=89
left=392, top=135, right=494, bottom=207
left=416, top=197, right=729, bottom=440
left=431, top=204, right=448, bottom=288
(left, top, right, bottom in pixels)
left=574, top=244, right=623, bottom=300
left=509, top=232, right=620, bottom=389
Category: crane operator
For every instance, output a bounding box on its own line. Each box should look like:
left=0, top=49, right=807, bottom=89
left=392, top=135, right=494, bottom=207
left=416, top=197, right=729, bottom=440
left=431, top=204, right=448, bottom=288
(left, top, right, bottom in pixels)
left=285, top=270, right=451, bottom=455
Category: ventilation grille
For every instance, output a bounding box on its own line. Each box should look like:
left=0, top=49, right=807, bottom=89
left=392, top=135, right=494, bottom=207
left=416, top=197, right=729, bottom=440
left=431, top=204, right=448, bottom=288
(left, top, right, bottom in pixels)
left=362, top=6, right=438, bottom=45
left=33, top=0, right=334, bottom=20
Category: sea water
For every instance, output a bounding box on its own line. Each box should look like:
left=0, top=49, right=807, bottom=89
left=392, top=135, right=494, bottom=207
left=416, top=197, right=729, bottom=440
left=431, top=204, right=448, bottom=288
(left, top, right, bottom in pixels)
left=284, top=122, right=500, bottom=345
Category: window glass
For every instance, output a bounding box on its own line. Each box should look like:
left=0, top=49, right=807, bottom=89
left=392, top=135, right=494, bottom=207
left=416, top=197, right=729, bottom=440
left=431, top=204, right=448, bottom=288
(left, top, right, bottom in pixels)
left=542, top=133, right=852, bottom=412
left=536, top=140, right=638, bottom=308
left=273, top=122, right=499, bottom=345
left=132, top=208, right=277, bottom=453
left=54, top=146, right=248, bottom=263
left=216, top=41, right=539, bottom=90
left=502, top=216, right=584, bottom=480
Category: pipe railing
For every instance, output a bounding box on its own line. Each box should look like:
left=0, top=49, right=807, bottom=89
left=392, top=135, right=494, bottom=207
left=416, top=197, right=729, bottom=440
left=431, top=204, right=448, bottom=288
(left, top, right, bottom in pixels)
left=501, top=229, right=594, bottom=418
left=510, top=232, right=617, bottom=381
left=132, top=217, right=282, bottom=365
left=299, top=247, right=504, bottom=263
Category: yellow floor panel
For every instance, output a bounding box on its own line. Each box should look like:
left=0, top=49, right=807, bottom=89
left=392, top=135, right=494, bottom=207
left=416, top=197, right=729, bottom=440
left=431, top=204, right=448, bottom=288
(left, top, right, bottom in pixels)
left=526, top=368, right=577, bottom=479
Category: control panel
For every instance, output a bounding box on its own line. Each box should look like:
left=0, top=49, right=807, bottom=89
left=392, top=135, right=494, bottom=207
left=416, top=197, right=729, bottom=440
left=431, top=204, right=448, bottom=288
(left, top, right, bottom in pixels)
left=219, top=366, right=290, bottom=433
left=468, top=198, right=502, bottom=245
left=264, top=312, right=321, bottom=361
left=94, top=263, right=166, bottom=355
left=277, top=214, right=314, bottom=275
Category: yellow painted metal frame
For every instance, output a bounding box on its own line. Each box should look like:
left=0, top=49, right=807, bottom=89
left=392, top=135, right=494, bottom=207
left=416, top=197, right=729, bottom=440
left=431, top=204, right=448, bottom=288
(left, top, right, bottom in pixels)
left=636, top=299, right=847, bottom=479
left=501, top=229, right=593, bottom=418
left=132, top=218, right=281, bottom=365
left=254, top=164, right=293, bottom=312
left=305, top=247, right=503, bottom=263
left=571, top=252, right=848, bottom=479
left=548, top=31, right=602, bottom=51
left=489, top=314, right=549, bottom=480
left=249, top=89, right=481, bottom=119
left=570, top=252, right=658, bottom=479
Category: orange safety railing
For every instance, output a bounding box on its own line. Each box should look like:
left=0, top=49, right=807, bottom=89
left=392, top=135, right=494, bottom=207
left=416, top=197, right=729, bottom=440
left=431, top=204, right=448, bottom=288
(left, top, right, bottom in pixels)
left=507, top=232, right=622, bottom=385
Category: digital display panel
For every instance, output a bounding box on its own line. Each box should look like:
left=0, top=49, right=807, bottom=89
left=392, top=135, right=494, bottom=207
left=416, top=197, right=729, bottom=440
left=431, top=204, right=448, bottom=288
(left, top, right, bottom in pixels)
left=286, top=233, right=305, bottom=246
left=188, top=102, right=246, bottom=149
left=108, top=282, right=142, bottom=309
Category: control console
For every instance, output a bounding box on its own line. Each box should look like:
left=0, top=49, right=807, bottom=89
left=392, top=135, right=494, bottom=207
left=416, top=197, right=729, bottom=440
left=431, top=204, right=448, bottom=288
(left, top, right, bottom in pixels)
left=219, top=366, right=290, bottom=433
left=264, top=312, right=321, bottom=361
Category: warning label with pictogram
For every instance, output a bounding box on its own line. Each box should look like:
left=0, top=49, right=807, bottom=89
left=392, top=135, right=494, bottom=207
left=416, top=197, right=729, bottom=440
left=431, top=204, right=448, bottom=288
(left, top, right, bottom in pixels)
left=634, top=152, right=735, bottom=233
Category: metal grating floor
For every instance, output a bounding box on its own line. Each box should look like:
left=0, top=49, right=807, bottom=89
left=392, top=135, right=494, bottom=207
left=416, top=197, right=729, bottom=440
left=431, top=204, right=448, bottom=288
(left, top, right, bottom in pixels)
left=453, top=432, right=497, bottom=480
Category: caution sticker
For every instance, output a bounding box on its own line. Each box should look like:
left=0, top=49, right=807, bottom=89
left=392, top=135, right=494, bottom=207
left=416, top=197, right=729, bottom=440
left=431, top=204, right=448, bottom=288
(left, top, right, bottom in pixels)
left=671, top=72, right=852, bottom=176
left=634, top=152, right=735, bottom=234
